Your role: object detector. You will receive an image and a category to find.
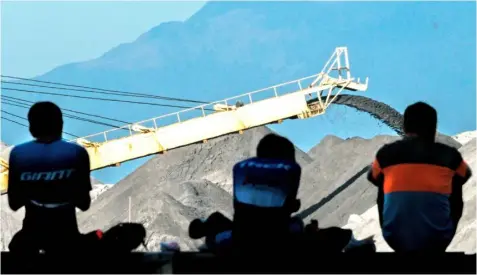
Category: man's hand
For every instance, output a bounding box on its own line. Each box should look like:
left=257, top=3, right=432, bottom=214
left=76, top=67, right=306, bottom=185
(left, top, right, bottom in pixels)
left=8, top=150, right=26, bottom=211
left=74, top=148, right=92, bottom=211
left=344, top=234, right=376, bottom=252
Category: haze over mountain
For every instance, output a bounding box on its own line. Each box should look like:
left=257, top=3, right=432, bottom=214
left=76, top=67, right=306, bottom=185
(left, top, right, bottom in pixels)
left=1, top=1, right=474, bottom=185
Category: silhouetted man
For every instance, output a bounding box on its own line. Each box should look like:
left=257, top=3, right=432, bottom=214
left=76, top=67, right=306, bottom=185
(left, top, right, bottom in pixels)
left=8, top=101, right=92, bottom=253
left=367, top=102, right=472, bottom=252
left=231, top=134, right=302, bottom=254
left=184, top=134, right=302, bottom=256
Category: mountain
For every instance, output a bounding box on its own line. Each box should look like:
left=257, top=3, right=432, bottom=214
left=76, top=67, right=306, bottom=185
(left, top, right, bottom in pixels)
left=298, top=135, right=399, bottom=227
left=2, top=1, right=474, bottom=184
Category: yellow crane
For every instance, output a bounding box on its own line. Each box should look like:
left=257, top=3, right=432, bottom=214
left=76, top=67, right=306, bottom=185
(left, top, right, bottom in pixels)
left=0, top=47, right=368, bottom=194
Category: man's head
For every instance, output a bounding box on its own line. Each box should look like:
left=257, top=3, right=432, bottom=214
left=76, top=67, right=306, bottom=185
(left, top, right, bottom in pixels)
left=256, top=133, right=295, bottom=161
left=403, top=101, right=437, bottom=141
left=28, top=101, right=63, bottom=140
left=257, top=134, right=300, bottom=213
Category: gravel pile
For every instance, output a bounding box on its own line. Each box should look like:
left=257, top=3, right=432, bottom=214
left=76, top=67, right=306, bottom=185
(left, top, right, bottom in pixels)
left=77, top=127, right=312, bottom=251
left=76, top=127, right=472, bottom=253
left=297, top=135, right=400, bottom=227
left=1, top=130, right=473, bottom=253
left=326, top=95, right=461, bottom=148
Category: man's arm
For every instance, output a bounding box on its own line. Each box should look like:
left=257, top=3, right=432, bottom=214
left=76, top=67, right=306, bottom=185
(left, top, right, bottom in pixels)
left=8, top=150, right=25, bottom=211
left=367, top=157, right=384, bottom=187
left=455, top=158, right=472, bottom=185
left=367, top=151, right=385, bottom=228
left=449, top=153, right=472, bottom=228
left=74, top=148, right=92, bottom=211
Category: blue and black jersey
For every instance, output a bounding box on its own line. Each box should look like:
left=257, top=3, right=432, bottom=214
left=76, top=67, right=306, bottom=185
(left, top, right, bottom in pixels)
left=232, top=157, right=301, bottom=249
left=8, top=139, right=92, bottom=235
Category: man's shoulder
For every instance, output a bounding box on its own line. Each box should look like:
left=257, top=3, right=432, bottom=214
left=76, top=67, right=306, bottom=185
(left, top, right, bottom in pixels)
left=432, top=142, right=463, bottom=164
left=10, top=141, right=37, bottom=157
left=376, top=138, right=463, bottom=169
left=375, top=139, right=405, bottom=157
left=56, top=140, right=88, bottom=155
left=66, top=143, right=90, bottom=165
left=65, top=140, right=86, bottom=149
left=12, top=140, right=86, bottom=153
left=377, top=138, right=460, bottom=155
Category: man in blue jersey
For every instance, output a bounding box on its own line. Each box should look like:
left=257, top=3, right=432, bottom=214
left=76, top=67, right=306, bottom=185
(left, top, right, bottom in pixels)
left=8, top=101, right=92, bottom=253
left=231, top=134, right=303, bottom=253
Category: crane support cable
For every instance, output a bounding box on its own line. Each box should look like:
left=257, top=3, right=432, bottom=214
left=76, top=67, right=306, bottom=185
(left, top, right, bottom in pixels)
left=1, top=111, right=80, bottom=138
left=3, top=99, right=119, bottom=128
left=2, top=101, right=129, bottom=130
left=1, top=98, right=30, bottom=107
left=2, top=117, right=29, bottom=128
left=1, top=95, right=131, bottom=124
left=1, top=87, right=201, bottom=108
left=0, top=75, right=209, bottom=104
left=1, top=87, right=215, bottom=111
left=62, top=114, right=124, bottom=129
left=1, top=80, right=207, bottom=103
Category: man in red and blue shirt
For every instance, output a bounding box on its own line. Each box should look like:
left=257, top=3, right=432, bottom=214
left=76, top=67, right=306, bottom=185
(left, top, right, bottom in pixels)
left=368, top=102, right=472, bottom=252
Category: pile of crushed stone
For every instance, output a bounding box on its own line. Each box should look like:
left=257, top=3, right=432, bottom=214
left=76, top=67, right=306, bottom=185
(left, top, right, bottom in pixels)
left=76, top=127, right=471, bottom=253
left=1, top=128, right=473, bottom=253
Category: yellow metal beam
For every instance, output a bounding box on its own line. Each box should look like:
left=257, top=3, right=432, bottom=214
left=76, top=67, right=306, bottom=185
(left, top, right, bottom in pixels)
left=0, top=86, right=327, bottom=194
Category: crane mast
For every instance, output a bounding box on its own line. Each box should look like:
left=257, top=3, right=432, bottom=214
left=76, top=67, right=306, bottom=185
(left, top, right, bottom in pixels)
left=0, top=47, right=368, bottom=194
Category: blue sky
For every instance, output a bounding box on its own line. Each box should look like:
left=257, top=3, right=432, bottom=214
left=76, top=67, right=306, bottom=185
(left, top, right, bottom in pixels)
left=1, top=1, right=205, bottom=78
